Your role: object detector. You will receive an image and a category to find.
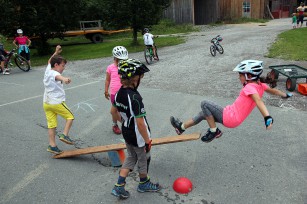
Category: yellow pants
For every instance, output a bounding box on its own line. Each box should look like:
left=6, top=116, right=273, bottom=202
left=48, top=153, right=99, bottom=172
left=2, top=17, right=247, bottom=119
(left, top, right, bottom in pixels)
left=43, top=102, right=74, bottom=129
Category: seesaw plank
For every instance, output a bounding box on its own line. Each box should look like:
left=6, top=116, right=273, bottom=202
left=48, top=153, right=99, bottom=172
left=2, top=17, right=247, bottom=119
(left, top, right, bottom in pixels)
left=53, top=133, right=200, bottom=159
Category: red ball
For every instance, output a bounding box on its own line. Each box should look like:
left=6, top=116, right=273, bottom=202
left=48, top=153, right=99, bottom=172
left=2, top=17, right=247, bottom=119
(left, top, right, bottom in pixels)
left=173, top=177, right=193, bottom=194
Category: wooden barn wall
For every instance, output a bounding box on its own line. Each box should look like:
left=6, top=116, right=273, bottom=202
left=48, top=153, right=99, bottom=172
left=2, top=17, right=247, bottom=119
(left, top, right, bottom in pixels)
left=163, top=0, right=193, bottom=24
left=218, top=0, right=232, bottom=20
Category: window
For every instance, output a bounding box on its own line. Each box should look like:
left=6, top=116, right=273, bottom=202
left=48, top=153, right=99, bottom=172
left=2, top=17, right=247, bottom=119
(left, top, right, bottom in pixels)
left=242, top=0, right=251, bottom=17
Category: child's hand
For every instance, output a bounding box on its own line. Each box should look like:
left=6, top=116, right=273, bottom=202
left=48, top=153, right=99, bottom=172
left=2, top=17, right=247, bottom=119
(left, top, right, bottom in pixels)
left=264, top=116, right=273, bottom=130
left=282, top=92, right=293, bottom=99
left=63, top=77, right=71, bottom=84
left=145, top=140, right=152, bottom=153
left=104, top=91, right=110, bottom=100
left=55, top=45, right=62, bottom=54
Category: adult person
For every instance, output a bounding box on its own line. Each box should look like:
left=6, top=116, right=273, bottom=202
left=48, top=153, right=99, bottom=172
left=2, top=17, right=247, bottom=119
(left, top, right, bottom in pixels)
left=13, top=29, right=31, bottom=67
left=296, top=2, right=305, bottom=28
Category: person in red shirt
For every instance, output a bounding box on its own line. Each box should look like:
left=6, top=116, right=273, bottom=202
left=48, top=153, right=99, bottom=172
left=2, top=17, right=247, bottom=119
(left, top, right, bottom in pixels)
left=13, top=29, right=31, bottom=67
left=296, top=2, right=305, bottom=28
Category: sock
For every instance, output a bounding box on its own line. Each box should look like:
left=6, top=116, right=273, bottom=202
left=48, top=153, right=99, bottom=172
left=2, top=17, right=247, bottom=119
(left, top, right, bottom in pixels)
left=181, top=124, right=186, bottom=130
left=210, top=127, right=217, bottom=132
left=112, top=122, right=117, bottom=126
left=116, top=176, right=126, bottom=186
left=140, top=176, right=150, bottom=183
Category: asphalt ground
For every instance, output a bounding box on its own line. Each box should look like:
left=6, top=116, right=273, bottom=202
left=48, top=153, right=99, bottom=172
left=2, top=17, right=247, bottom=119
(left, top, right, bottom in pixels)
left=1, top=18, right=307, bottom=204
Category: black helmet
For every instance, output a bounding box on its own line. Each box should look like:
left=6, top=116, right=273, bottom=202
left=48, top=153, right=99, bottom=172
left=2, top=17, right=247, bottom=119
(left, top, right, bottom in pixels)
left=118, top=59, right=150, bottom=79
left=143, top=28, right=149, bottom=33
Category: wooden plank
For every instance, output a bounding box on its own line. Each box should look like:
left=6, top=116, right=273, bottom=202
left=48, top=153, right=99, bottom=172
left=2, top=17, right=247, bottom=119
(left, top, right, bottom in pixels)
left=53, top=133, right=200, bottom=159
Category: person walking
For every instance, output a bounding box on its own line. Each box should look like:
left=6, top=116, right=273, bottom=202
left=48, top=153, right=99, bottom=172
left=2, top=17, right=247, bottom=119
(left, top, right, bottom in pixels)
left=104, top=46, right=128, bottom=135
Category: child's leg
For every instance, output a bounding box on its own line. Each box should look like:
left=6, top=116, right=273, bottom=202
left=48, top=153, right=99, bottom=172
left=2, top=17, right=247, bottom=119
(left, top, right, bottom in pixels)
left=112, top=144, right=136, bottom=199
left=110, top=105, right=121, bottom=123
left=63, top=119, right=73, bottom=136
left=48, top=128, right=57, bottom=147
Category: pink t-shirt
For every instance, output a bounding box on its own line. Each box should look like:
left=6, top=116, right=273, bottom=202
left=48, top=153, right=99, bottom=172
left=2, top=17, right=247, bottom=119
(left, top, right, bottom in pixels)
left=14, top=36, right=29, bottom=45
left=223, top=82, right=268, bottom=128
left=106, top=63, right=121, bottom=95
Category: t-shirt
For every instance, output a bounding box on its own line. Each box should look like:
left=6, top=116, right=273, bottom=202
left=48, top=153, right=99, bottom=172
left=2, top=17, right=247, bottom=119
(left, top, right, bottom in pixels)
left=292, top=15, right=297, bottom=23
left=14, top=36, right=29, bottom=45
left=114, top=87, right=151, bottom=147
left=106, top=63, right=121, bottom=95
left=43, top=64, right=65, bottom=104
left=143, top=33, right=154, bottom=45
left=297, top=6, right=305, bottom=15
left=223, top=82, right=268, bottom=128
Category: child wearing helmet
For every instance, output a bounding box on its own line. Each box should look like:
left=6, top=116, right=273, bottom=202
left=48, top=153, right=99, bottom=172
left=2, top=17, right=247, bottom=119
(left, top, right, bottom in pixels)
left=170, top=60, right=292, bottom=143
left=104, top=46, right=128, bottom=135
left=143, top=28, right=158, bottom=60
left=13, top=29, right=31, bottom=67
left=111, top=59, right=160, bottom=199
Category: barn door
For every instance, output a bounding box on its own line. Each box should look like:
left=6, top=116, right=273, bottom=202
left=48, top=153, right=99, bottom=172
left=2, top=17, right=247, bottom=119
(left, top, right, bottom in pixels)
left=194, top=0, right=217, bottom=25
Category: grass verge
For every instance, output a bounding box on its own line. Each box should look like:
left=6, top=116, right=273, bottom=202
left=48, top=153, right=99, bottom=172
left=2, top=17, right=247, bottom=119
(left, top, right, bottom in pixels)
left=267, top=27, right=307, bottom=61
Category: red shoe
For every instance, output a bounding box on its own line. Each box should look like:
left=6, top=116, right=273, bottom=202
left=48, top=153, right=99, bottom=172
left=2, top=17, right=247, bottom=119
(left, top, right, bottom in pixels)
left=112, top=125, right=122, bottom=135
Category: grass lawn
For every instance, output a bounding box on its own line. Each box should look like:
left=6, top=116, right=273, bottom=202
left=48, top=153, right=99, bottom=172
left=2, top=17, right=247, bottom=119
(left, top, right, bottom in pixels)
left=267, top=27, right=307, bottom=61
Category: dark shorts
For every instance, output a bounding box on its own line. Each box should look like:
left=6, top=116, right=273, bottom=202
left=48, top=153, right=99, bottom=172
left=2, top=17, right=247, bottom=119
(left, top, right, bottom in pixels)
left=297, top=15, right=304, bottom=24
left=19, top=51, right=30, bottom=61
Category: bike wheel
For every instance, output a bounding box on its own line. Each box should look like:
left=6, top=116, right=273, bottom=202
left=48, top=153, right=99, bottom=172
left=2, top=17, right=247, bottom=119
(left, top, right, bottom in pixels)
left=210, top=45, right=216, bottom=56
left=14, top=55, right=30, bottom=72
left=216, top=44, right=224, bottom=54
left=144, top=48, right=151, bottom=65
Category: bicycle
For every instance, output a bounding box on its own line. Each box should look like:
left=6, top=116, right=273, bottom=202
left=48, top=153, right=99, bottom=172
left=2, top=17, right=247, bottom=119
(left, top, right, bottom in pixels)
left=210, top=35, right=224, bottom=57
left=3, top=48, right=30, bottom=72
left=144, top=45, right=159, bottom=65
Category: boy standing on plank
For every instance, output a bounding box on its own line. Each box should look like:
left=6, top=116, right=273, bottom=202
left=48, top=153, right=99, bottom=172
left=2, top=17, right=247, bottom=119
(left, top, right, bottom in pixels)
left=43, top=45, right=74, bottom=154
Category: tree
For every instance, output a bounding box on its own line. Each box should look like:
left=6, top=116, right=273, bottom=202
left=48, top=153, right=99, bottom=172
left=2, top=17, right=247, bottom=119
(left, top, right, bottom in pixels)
left=103, top=0, right=170, bottom=45
left=0, top=0, right=87, bottom=55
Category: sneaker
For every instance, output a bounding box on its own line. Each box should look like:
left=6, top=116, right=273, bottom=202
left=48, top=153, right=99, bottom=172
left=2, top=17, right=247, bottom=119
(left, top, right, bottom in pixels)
left=201, top=128, right=223, bottom=143
left=137, top=179, right=161, bottom=193
left=112, top=124, right=121, bottom=135
left=47, top=145, right=63, bottom=154
left=58, top=133, right=74, bottom=145
left=111, top=185, right=130, bottom=199
left=170, top=116, right=185, bottom=135
left=3, top=69, right=10, bottom=75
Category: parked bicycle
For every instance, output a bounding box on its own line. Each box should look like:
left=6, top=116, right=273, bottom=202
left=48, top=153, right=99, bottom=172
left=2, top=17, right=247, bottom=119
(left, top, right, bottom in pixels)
left=3, top=48, right=30, bottom=72
left=210, top=35, right=224, bottom=57
left=144, top=45, right=159, bottom=65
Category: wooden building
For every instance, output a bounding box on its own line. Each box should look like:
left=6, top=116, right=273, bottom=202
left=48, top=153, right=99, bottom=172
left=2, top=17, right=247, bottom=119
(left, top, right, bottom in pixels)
left=163, top=0, right=298, bottom=25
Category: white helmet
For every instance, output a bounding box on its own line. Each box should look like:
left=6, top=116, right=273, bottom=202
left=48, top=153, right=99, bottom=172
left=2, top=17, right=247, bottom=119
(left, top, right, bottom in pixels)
left=112, top=46, right=128, bottom=60
left=233, top=60, right=263, bottom=80
left=17, top=29, right=23, bottom=34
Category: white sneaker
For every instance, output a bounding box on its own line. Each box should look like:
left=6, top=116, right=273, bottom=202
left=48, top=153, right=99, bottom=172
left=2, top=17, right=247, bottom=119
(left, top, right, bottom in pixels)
left=3, top=69, right=10, bottom=75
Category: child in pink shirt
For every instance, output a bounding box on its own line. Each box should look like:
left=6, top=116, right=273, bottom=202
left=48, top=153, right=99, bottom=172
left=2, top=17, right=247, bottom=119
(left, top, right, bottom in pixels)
left=104, top=46, right=128, bottom=134
left=13, top=29, right=31, bottom=66
left=170, top=60, right=292, bottom=142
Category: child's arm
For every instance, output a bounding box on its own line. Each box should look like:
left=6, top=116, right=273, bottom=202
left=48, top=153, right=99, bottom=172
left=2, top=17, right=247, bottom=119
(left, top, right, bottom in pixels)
left=55, top=75, right=71, bottom=84
left=48, top=45, right=62, bottom=64
left=136, top=117, right=152, bottom=151
left=265, top=87, right=292, bottom=98
left=251, top=93, right=273, bottom=130
left=104, top=73, right=111, bottom=99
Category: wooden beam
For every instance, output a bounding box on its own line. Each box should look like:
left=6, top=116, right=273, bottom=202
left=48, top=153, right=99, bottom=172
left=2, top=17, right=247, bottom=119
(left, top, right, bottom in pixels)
left=53, top=133, right=200, bottom=159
